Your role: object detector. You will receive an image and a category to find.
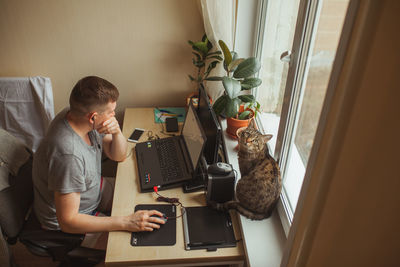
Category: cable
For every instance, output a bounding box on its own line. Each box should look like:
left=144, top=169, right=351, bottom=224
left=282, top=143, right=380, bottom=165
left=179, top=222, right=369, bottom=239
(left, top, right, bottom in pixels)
left=124, top=147, right=134, bottom=159
left=153, top=186, right=186, bottom=219
left=147, top=130, right=160, bottom=140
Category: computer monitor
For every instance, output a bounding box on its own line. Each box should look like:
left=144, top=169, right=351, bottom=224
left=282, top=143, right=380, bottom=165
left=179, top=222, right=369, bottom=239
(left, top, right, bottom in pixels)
left=197, top=85, right=222, bottom=164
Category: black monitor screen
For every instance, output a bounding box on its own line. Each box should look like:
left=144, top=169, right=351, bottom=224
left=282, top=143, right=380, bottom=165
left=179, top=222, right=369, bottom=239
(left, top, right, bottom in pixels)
left=182, top=103, right=206, bottom=170
left=197, top=86, right=221, bottom=164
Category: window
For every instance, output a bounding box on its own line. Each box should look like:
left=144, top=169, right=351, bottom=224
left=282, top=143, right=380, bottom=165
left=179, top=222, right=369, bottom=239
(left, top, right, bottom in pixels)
left=255, top=0, right=349, bottom=234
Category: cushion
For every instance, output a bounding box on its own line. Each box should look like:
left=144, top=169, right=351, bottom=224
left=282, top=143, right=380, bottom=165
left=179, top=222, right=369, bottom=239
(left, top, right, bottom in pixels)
left=0, top=158, right=33, bottom=240
left=0, top=129, right=31, bottom=191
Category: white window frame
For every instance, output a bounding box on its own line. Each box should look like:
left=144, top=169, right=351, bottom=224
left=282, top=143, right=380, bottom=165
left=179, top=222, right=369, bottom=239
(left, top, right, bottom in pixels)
left=237, top=0, right=324, bottom=236
left=236, top=0, right=359, bottom=236
left=271, top=0, right=323, bottom=236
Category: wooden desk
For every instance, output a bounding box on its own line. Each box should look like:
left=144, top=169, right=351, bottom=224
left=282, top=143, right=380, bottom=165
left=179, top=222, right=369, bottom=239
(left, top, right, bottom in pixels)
left=105, top=108, right=245, bottom=267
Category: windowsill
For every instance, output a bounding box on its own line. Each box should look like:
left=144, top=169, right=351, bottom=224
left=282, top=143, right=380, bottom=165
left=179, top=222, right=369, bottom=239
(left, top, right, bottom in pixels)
left=220, top=119, right=286, bottom=267
left=258, top=112, right=305, bottom=235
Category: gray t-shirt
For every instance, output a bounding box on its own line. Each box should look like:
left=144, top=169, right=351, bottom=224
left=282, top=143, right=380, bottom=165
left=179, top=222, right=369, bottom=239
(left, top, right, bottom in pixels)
left=33, top=108, right=104, bottom=230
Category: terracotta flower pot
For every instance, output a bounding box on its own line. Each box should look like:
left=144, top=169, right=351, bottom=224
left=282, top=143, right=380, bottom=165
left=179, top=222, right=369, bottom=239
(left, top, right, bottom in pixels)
left=226, top=107, right=254, bottom=139
left=226, top=117, right=253, bottom=139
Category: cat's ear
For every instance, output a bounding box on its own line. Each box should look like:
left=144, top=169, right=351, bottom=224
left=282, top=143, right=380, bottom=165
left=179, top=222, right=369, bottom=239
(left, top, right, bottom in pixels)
left=248, top=118, right=257, bottom=129
left=262, top=134, right=273, bottom=142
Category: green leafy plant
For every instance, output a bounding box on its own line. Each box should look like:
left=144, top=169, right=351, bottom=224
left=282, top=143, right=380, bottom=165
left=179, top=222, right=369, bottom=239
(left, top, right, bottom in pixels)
left=188, top=34, right=223, bottom=89
left=206, top=40, right=262, bottom=119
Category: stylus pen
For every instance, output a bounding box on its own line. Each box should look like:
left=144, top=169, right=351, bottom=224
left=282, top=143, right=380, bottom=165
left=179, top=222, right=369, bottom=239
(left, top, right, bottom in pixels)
left=188, top=241, right=225, bottom=247
left=158, top=109, right=175, bottom=113
left=160, top=113, right=182, bottom=117
left=158, top=109, right=183, bottom=117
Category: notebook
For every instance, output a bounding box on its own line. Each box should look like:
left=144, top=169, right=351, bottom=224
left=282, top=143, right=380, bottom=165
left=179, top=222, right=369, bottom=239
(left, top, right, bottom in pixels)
left=135, top=103, right=207, bottom=192
left=182, top=206, right=237, bottom=251
left=131, top=204, right=176, bottom=246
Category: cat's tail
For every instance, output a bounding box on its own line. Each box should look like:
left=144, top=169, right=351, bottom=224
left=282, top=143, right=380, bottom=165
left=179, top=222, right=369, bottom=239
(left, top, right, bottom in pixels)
left=235, top=203, right=273, bottom=220
left=208, top=201, right=274, bottom=220
left=208, top=200, right=237, bottom=212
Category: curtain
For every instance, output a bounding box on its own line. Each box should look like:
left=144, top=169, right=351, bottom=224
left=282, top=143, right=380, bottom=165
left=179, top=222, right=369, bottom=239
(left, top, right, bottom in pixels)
left=199, top=0, right=236, bottom=101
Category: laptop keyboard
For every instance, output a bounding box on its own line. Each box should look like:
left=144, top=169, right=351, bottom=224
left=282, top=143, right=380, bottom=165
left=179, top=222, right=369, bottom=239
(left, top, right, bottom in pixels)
left=155, top=138, right=183, bottom=181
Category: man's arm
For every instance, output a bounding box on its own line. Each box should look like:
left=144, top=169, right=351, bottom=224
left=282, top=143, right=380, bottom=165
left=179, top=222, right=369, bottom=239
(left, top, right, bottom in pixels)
left=98, top=117, right=127, bottom=162
left=54, top=191, right=165, bottom=234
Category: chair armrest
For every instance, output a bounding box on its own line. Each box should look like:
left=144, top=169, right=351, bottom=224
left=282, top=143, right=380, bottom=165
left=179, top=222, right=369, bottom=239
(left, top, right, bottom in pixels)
left=19, top=210, right=84, bottom=251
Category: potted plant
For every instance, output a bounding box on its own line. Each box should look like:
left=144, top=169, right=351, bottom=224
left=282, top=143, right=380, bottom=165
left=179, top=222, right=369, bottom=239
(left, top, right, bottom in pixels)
left=186, top=34, right=223, bottom=106
left=206, top=40, right=262, bottom=138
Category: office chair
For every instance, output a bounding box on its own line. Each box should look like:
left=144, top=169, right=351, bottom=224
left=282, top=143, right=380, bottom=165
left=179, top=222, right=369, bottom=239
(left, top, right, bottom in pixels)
left=0, top=77, right=103, bottom=266
left=0, top=157, right=105, bottom=266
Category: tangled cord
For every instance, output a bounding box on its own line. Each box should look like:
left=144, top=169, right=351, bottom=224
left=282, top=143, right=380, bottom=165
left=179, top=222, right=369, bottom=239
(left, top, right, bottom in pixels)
left=153, top=186, right=186, bottom=219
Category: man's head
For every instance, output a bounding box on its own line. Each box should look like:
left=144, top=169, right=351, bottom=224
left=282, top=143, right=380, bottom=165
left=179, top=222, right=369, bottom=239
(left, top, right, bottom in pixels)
left=69, top=76, right=119, bottom=119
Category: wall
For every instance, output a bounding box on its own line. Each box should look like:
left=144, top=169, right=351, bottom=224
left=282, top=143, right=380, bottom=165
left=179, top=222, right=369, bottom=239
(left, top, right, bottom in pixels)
left=0, top=0, right=204, bottom=118
left=283, top=1, right=400, bottom=266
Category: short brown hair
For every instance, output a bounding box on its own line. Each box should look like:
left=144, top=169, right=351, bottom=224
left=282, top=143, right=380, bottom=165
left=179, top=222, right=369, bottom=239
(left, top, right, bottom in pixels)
left=69, top=76, right=119, bottom=115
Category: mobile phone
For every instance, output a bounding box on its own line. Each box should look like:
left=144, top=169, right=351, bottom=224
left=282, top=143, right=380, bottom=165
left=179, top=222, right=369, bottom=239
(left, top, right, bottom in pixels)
left=128, top=128, right=145, bottom=143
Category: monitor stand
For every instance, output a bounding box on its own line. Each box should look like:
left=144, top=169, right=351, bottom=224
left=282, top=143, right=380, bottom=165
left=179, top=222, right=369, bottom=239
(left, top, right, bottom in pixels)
left=183, top=156, right=207, bottom=193
left=183, top=132, right=229, bottom=193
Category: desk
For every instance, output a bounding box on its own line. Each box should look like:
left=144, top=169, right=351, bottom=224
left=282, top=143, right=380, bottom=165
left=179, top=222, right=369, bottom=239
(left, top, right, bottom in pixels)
left=105, top=108, right=245, bottom=267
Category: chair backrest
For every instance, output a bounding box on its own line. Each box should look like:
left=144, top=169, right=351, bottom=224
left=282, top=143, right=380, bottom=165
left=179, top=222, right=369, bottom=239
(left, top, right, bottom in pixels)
left=0, top=158, right=33, bottom=244
left=0, top=77, right=55, bottom=152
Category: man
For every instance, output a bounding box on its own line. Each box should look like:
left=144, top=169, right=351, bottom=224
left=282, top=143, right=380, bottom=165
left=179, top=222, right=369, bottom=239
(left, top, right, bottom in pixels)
left=33, top=76, right=164, bottom=249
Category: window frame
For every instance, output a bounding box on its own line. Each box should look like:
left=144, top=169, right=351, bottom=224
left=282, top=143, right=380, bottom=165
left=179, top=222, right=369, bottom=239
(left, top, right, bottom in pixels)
left=251, top=0, right=357, bottom=235
left=232, top=0, right=361, bottom=264
left=252, top=0, right=324, bottom=235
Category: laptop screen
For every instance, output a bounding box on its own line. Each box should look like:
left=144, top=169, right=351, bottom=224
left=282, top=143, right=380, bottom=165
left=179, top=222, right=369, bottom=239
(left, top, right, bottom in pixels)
left=182, top=104, right=206, bottom=169
left=197, top=86, right=221, bottom=164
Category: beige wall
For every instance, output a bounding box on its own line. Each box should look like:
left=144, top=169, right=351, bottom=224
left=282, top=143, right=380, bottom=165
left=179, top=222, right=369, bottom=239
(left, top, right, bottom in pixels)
left=0, top=0, right=204, bottom=118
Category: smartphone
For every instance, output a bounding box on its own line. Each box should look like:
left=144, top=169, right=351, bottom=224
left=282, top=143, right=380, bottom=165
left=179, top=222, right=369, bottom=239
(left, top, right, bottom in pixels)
left=128, top=128, right=145, bottom=143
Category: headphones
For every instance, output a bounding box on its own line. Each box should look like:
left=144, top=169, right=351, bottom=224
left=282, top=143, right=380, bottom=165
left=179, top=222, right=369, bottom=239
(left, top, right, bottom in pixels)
left=91, top=115, right=96, bottom=131
left=90, top=113, right=101, bottom=149
left=91, top=113, right=97, bottom=123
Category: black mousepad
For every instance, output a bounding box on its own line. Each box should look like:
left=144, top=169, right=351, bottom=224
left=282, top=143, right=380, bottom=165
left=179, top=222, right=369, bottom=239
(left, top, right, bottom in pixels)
left=131, top=204, right=176, bottom=246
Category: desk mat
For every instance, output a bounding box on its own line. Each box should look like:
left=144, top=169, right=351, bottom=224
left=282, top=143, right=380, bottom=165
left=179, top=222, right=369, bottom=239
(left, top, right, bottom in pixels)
left=131, top=204, right=176, bottom=246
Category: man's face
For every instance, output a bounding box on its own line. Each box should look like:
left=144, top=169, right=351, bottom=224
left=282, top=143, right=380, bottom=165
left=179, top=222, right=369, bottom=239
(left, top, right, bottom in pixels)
left=95, top=101, right=116, bottom=127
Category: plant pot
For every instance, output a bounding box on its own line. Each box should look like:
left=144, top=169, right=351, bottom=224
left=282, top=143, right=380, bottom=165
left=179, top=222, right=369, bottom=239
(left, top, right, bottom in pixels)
left=226, top=105, right=254, bottom=139
left=226, top=117, right=253, bottom=139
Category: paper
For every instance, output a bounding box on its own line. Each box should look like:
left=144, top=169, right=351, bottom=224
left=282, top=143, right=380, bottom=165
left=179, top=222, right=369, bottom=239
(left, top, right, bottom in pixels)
left=154, top=107, right=186, bottom=123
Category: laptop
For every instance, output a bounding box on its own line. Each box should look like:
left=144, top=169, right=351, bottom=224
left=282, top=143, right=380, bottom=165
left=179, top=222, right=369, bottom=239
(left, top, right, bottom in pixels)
left=135, top=103, right=207, bottom=192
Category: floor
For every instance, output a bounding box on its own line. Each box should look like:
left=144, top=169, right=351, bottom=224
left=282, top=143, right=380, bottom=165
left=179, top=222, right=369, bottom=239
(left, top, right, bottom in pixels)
left=11, top=241, right=234, bottom=267
left=10, top=241, right=59, bottom=267
left=10, top=241, right=106, bottom=267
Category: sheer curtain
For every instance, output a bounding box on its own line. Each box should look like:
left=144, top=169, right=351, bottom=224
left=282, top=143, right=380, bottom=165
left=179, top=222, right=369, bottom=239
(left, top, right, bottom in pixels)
left=199, top=0, right=236, bottom=101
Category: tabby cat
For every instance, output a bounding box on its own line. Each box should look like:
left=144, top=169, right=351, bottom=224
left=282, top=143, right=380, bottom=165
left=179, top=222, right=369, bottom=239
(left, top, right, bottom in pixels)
left=212, top=119, right=282, bottom=220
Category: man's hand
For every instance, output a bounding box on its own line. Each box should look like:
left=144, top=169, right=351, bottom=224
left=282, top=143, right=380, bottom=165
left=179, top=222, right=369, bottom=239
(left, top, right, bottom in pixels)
left=124, top=210, right=166, bottom=232
left=97, top=116, right=121, bottom=135
left=101, top=116, right=127, bottom=162
left=55, top=191, right=166, bottom=234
